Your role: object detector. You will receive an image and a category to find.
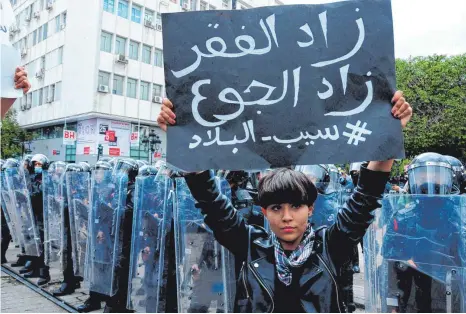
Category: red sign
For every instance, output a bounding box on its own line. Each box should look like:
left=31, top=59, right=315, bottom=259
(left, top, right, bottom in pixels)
left=83, top=147, right=90, bottom=155
left=154, top=152, right=162, bottom=158
left=52, top=149, right=60, bottom=155
left=109, top=147, right=120, bottom=156
left=64, top=130, right=76, bottom=140
left=105, top=130, right=116, bottom=142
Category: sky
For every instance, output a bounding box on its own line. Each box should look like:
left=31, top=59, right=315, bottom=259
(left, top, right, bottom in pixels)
left=278, top=0, right=466, bottom=59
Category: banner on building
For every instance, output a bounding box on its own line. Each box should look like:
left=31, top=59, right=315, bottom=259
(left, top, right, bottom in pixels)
left=130, top=132, right=139, bottom=146
left=63, top=130, right=77, bottom=146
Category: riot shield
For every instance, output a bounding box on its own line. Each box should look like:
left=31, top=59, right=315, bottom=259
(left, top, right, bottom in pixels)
left=310, top=192, right=341, bottom=228
left=1, top=172, right=20, bottom=245
left=4, top=167, right=42, bottom=256
left=174, top=177, right=236, bottom=313
left=85, top=170, right=129, bottom=297
left=66, top=171, right=91, bottom=277
left=364, top=194, right=466, bottom=313
left=42, top=169, right=66, bottom=272
left=127, top=174, right=173, bottom=312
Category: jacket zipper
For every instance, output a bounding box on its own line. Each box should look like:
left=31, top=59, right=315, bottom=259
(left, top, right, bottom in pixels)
left=241, top=262, right=250, bottom=299
left=248, top=263, right=275, bottom=313
left=316, top=254, right=342, bottom=313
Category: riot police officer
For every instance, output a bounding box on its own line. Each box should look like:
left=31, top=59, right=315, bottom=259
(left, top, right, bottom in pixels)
left=27, top=154, right=50, bottom=285
left=52, top=163, right=83, bottom=296
left=1, top=159, right=13, bottom=264
left=386, top=152, right=462, bottom=312
left=77, top=160, right=113, bottom=313
left=444, top=155, right=465, bottom=194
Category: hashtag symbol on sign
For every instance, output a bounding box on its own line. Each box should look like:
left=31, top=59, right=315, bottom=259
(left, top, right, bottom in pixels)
left=343, top=120, right=372, bottom=146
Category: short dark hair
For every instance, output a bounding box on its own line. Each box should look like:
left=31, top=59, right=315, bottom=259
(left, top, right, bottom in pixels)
left=257, top=168, right=318, bottom=208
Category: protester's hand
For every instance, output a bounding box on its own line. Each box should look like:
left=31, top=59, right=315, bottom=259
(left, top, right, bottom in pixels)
left=14, top=67, right=31, bottom=94
left=157, top=98, right=176, bottom=131
left=391, top=91, right=412, bottom=129
left=407, top=259, right=417, bottom=269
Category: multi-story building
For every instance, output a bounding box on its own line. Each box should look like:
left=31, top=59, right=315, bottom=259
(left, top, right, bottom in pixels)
left=9, top=0, right=282, bottom=163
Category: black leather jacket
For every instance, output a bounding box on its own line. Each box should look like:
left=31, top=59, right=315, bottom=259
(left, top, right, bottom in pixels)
left=185, top=164, right=389, bottom=313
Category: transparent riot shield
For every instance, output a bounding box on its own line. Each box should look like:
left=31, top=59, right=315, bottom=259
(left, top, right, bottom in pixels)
left=67, top=171, right=91, bottom=277
left=4, top=167, right=42, bottom=256
left=310, top=192, right=341, bottom=228
left=42, top=169, right=66, bottom=272
left=85, top=170, right=128, bottom=297
left=364, top=194, right=466, bottom=313
left=127, top=174, right=173, bottom=312
left=174, top=177, right=236, bottom=313
left=1, top=172, right=20, bottom=245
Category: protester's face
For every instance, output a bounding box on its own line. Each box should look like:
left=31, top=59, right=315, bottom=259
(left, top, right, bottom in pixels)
left=262, top=203, right=313, bottom=250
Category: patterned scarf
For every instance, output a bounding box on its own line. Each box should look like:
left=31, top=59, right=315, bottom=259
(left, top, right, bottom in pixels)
left=272, top=223, right=315, bottom=286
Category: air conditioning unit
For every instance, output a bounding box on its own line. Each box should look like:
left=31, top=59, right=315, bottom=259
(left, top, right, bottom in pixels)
left=60, top=24, right=66, bottom=30
left=26, top=102, right=31, bottom=109
left=33, top=11, right=40, bottom=19
left=20, top=104, right=26, bottom=111
left=35, top=68, right=44, bottom=79
left=153, top=96, right=162, bottom=103
left=46, top=1, right=54, bottom=10
left=182, top=2, right=189, bottom=10
left=156, top=23, right=162, bottom=31
left=98, top=85, right=109, bottom=93
left=46, top=97, right=53, bottom=103
left=144, top=19, right=154, bottom=29
left=116, top=54, right=128, bottom=64
left=21, top=48, right=27, bottom=57
left=10, top=25, right=19, bottom=33
left=25, top=15, right=31, bottom=22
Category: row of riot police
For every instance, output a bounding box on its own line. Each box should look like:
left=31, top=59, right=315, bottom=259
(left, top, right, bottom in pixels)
left=1, top=152, right=465, bottom=313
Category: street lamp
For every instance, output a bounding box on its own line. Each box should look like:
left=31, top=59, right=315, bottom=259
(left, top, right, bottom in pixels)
left=141, top=129, right=161, bottom=164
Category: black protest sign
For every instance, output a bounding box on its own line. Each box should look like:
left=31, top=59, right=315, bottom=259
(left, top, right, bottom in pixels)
left=163, top=0, right=404, bottom=171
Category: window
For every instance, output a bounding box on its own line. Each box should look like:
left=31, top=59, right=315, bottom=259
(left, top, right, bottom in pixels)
left=32, top=30, right=37, bottom=45
left=154, top=49, right=163, bottom=67
left=127, top=78, right=137, bottom=98
left=209, top=4, right=216, bottom=9
left=115, top=36, right=127, bottom=55
left=129, top=41, right=139, bottom=60
left=40, top=56, right=46, bottom=69
left=117, top=0, right=128, bottom=19
left=58, top=46, right=63, bottom=64
left=131, top=4, right=141, bottom=23
left=144, top=9, right=154, bottom=23
left=222, top=0, right=229, bottom=7
left=100, top=31, right=113, bottom=53
left=50, top=84, right=55, bottom=101
left=142, top=45, right=151, bottom=64
left=55, top=81, right=61, bottom=101
left=103, top=0, right=115, bottom=13
left=38, top=26, right=43, bottom=42
left=200, top=1, right=206, bottom=10
left=152, top=84, right=162, bottom=98
left=55, top=15, right=60, bottom=32
left=62, top=12, right=67, bottom=27
left=44, top=86, right=49, bottom=103
left=65, top=144, right=76, bottom=162
left=98, top=71, right=110, bottom=87
left=32, top=90, right=39, bottom=107
left=38, top=88, right=43, bottom=106
left=43, top=22, right=48, bottom=39
left=140, top=81, right=150, bottom=101
left=113, top=75, right=124, bottom=95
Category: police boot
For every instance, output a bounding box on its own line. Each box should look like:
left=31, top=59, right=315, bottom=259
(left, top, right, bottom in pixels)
left=77, top=298, right=102, bottom=313
left=37, top=267, right=51, bottom=286
left=52, top=281, right=80, bottom=296
left=19, top=260, right=34, bottom=274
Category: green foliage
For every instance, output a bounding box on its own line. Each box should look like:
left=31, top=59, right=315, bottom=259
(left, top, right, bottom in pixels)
left=396, top=54, right=466, bottom=161
left=1, top=109, right=31, bottom=159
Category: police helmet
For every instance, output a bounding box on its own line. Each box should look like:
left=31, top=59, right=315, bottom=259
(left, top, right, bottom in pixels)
left=78, top=162, right=91, bottom=173
left=295, top=164, right=339, bottom=194
left=138, top=165, right=158, bottom=177
left=66, top=163, right=83, bottom=172
left=135, top=160, right=149, bottom=168
left=31, top=154, right=50, bottom=170
left=444, top=155, right=464, bottom=193
left=2, top=158, right=19, bottom=170
left=92, top=161, right=112, bottom=171
left=408, top=152, right=454, bottom=195
left=114, top=158, right=139, bottom=182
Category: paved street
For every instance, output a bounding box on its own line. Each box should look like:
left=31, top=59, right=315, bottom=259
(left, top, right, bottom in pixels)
left=1, top=270, right=64, bottom=313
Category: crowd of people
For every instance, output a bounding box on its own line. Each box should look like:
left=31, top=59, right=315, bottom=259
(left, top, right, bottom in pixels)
left=0, top=93, right=465, bottom=312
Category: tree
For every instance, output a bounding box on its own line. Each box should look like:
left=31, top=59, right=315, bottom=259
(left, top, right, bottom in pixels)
left=396, top=54, right=466, bottom=161
left=0, top=109, right=31, bottom=159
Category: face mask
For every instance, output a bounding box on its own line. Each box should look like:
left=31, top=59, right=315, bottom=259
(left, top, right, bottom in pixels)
left=34, top=167, right=43, bottom=174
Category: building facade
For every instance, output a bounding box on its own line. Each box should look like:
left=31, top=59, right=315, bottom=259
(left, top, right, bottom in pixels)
left=9, top=0, right=282, bottom=163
